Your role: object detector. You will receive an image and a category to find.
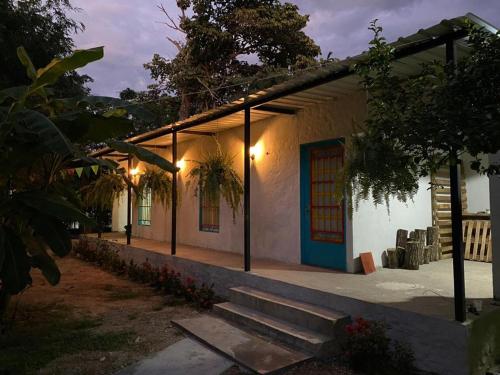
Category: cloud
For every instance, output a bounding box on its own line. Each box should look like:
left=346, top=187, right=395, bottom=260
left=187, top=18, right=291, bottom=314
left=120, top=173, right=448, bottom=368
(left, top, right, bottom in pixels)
left=71, top=0, right=500, bottom=97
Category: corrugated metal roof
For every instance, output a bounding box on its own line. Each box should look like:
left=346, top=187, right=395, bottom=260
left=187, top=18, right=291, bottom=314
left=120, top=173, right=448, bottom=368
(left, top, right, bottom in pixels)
left=94, top=13, right=498, bottom=159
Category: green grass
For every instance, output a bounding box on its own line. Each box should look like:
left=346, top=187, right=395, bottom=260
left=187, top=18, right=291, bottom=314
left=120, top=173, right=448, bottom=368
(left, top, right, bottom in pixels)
left=0, top=303, right=134, bottom=375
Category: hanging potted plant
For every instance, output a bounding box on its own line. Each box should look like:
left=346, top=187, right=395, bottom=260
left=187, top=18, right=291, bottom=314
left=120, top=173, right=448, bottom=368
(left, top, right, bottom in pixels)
left=186, top=140, right=243, bottom=219
left=80, top=172, right=127, bottom=237
left=137, top=167, right=173, bottom=207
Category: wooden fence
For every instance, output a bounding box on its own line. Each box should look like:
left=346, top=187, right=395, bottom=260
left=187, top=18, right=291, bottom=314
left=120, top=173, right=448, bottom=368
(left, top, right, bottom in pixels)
left=463, top=219, right=492, bottom=262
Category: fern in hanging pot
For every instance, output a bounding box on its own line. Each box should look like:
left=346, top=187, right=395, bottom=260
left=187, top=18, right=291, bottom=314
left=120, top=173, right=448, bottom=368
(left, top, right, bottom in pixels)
left=137, top=167, right=173, bottom=207
left=81, top=172, right=127, bottom=211
left=80, top=172, right=127, bottom=237
left=187, top=142, right=243, bottom=219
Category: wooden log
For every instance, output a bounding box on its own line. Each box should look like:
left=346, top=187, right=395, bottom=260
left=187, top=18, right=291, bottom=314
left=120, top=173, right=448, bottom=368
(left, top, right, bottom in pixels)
left=396, top=246, right=405, bottom=268
left=396, top=229, right=408, bottom=249
left=414, top=229, right=427, bottom=243
left=404, top=241, right=420, bottom=270
left=423, top=245, right=431, bottom=264
left=426, top=226, right=439, bottom=261
left=414, top=229, right=427, bottom=264
left=387, top=248, right=399, bottom=269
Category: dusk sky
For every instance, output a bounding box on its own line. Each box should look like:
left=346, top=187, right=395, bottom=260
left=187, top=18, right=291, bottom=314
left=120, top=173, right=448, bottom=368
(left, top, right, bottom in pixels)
left=71, top=0, right=500, bottom=97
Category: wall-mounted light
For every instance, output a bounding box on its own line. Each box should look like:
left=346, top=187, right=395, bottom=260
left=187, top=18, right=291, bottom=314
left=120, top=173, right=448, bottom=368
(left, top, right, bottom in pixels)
left=129, top=167, right=140, bottom=176
left=176, top=159, right=186, bottom=170
left=249, top=143, right=263, bottom=161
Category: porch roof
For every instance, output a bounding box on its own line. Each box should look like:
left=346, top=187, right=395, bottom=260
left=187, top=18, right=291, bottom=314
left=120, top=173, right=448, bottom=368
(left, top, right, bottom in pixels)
left=91, top=12, right=497, bottom=159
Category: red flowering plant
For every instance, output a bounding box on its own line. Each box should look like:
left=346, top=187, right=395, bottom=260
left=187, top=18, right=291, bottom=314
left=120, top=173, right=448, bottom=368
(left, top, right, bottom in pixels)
left=183, top=277, right=197, bottom=302
left=342, top=317, right=416, bottom=375
left=73, top=239, right=217, bottom=309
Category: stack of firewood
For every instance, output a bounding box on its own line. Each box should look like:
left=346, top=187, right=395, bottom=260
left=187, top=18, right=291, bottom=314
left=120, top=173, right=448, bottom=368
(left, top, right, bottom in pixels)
left=386, top=226, right=440, bottom=270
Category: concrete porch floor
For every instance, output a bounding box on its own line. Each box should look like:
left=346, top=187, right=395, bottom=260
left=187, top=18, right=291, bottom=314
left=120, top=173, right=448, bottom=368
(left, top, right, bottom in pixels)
left=93, top=232, right=494, bottom=321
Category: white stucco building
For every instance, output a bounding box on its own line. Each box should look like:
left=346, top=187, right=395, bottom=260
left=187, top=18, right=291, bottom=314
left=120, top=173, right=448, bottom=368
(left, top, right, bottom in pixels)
left=99, top=13, right=496, bottom=274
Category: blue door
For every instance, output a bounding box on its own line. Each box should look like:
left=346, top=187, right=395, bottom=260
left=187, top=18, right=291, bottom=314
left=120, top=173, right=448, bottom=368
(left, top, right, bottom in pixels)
left=300, top=139, right=346, bottom=270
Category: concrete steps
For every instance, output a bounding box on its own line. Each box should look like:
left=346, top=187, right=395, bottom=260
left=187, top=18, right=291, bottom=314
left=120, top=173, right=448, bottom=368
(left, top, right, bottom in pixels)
left=216, top=286, right=349, bottom=356
left=228, top=286, right=349, bottom=336
left=173, top=286, right=349, bottom=373
left=172, top=315, right=311, bottom=374
left=214, top=302, right=332, bottom=355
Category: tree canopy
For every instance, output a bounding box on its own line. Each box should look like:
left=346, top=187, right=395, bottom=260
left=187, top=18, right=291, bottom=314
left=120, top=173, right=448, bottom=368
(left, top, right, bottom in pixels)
left=346, top=20, right=500, bottom=208
left=119, top=87, right=180, bottom=135
left=0, top=0, right=92, bottom=97
left=145, top=0, right=323, bottom=119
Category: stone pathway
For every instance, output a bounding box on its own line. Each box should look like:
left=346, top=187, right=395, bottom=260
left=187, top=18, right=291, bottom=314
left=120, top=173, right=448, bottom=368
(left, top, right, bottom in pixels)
left=116, top=338, right=234, bottom=375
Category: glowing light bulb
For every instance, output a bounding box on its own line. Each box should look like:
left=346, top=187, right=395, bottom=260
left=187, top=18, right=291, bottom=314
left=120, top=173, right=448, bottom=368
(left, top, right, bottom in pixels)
left=129, top=167, right=139, bottom=176
left=176, top=159, right=186, bottom=170
left=249, top=143, right=263, bottom=161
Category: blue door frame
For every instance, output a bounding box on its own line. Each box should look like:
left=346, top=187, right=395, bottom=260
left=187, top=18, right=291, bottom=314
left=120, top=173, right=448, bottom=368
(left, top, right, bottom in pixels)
left=300, top=138, right=346, bottom=271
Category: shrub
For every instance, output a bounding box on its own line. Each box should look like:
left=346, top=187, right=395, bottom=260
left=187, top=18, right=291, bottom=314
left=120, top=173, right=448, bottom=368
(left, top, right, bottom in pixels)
left=73, top=238, right=216, bottom=309
left=343, top=317, right=416, bottom=375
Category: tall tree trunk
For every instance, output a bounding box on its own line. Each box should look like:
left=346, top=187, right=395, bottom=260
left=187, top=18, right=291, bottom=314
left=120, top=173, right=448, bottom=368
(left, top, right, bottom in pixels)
left=179, top=92, right=191, bottom=120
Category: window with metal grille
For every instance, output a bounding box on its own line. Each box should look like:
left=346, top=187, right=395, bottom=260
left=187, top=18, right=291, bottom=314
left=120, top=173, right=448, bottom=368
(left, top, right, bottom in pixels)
left=310, top=145, right=344, bottom=243
left=199, top=190, right=220, bottom=233
left=138, top=188, right=152, bottom=226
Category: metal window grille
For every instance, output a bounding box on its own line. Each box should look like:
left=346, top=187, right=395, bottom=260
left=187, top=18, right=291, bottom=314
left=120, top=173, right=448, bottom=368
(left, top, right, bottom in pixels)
left=310, top=145, right=344, bottom=243
left=200, top=190, right=220, bottom=233
left=138, top=188, right=152, bottom=226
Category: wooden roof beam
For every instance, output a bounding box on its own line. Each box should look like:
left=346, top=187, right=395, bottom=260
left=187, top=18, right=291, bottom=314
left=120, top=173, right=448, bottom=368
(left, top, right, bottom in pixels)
left=253, top=105, right=297, bottom=115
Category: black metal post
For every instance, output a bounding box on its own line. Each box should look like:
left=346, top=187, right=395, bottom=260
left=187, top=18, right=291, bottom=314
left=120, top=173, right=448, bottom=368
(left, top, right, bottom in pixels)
left=244, top=108, right=251, bottom=271
left=126, top=155, right=132, bottom=245
left=447, top=39, right=466, bottom=322
left=171, top=130, right=177, bottom=255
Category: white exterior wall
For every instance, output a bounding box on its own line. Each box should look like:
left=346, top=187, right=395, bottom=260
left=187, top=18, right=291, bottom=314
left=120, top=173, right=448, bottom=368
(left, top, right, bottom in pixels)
left=114, top=90, right=437, bottom=271
left=132, top=148, right=173, bottom=242
left=463, top=153, right=491, bottom=213
left=111, top=192, right=127, bottom=232
left=352, top=178, right=433, bottom=269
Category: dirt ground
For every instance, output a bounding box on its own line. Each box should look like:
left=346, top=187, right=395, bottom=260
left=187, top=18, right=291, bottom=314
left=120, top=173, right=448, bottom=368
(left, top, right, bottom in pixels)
left=2, top=256, right=200, bottom=375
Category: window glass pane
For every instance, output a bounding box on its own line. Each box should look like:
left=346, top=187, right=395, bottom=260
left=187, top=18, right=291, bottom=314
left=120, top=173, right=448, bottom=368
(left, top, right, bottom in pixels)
left=138, top=188, right=152, bottom=226
left=200, top=190, right=220, bottom=233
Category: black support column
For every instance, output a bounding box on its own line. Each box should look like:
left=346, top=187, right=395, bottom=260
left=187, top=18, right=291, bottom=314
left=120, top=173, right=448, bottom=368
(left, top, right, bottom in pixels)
left=126, top=155, right=132, bottom=245
left=171, top=130, right=177, bottom=255
left=244, top=107, right=251, bottom=272
left=447, top=39, right=466, bottom=322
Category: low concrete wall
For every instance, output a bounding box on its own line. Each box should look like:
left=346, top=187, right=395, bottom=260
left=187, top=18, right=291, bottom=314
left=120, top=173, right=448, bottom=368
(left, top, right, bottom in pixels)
left=85, top=237, right=471, bottom=375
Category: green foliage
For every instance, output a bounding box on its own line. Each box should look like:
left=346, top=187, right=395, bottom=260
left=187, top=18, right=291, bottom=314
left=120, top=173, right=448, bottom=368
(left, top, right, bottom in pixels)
left=145, top=0, right=322, bottom=118
left=0, top=0, right=93, bottom=97
left=186, top=140, right=243, bottom=219
left=81, top=173, right=126, bottom=211
left=347, top=20, right=500, bottom=208
left=73, top=238, right=217, bottom=309
left=0, top=45, right=175, bottom=315
left=137, top=168, right=173, bottom=208
left=343, top=317, right=416, bottom=374
left=119, top=87, right=180, bottom=135
left=109, top=140, right=177, bottom=173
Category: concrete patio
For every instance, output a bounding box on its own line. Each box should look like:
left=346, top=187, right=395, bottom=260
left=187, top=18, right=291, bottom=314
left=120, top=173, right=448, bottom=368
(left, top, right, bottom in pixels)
left=91, top=232, right=493, bottom=321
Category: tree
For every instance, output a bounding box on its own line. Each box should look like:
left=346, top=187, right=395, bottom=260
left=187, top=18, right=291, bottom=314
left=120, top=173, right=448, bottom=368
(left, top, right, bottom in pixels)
left=145, top=0, right=322, bottom=119
left=0, top=0, right=92, bottom=96
left=0, top=46, right=177, bottom=321
left=346, top=20, right=500, bottom=207
left=346, top=20, right=500, bottom=322
left=119, top=87, right=180, bottom=135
